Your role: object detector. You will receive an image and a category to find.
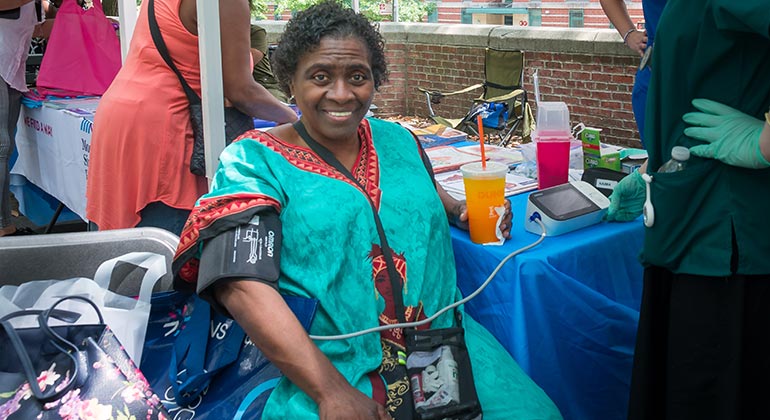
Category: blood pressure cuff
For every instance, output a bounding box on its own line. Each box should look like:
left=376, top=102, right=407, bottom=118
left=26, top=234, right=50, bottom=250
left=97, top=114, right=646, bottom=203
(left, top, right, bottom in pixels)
left=196, top=209, right=282, bottom=310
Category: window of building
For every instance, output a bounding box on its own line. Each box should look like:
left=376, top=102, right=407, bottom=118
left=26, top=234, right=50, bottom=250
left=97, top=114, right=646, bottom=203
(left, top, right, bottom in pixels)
left=569, top=9, right=584, bottom=28
left=529, top=8, right=542, bottom=26
left=461, top=9, right=472, bottom=24
left=504, top=15, right=513, bottom=25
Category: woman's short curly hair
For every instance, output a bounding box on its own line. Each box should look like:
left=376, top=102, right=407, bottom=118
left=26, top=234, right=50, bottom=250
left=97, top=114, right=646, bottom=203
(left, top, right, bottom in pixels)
left=271, top=1, right=389, bottom=96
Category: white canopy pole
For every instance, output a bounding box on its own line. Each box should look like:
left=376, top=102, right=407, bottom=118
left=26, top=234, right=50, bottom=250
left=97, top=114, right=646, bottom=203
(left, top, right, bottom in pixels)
left=392, top=0, right=398, bottom=22
left=117, top=0, right=137, bottom=61
left=196, top=0, right=226, bottom=183
left=352, top=0, right=359, bottom=12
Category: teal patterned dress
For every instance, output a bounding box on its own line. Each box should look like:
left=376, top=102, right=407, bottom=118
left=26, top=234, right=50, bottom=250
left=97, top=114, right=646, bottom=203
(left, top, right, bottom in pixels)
left=174, top=118, right=562, bottom=419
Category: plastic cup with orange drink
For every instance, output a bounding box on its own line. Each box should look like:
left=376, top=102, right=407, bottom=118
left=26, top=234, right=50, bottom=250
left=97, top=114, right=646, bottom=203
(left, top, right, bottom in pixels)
left=460, top=161, right=508, bottom=244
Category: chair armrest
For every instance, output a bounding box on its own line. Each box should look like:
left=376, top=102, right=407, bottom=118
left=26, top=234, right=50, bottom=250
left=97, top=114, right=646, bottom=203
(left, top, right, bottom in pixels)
left=478, top=88, right=526, bottom=104
left=417, top=83, right=484, bottom=99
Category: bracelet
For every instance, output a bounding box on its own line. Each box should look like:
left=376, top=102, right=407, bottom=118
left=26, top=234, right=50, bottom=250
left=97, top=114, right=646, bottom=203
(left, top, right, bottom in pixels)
left=622, top=28, right=638, bottom=45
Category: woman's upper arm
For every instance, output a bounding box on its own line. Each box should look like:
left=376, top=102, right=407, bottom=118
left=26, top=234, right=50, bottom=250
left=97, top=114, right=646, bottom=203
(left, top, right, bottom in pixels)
left=218, top=0, right=254, bottom=98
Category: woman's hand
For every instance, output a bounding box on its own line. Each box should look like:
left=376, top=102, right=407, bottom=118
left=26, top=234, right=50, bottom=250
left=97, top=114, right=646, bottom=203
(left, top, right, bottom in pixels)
left=318, top=386, right=392, bottom=420
left=625, top=30, right=647, bottom=57
left=453, top=198, right=513, bottom=239
left=449, top=200, right=469, bottom=231
left=605, top=169, right=645, bottom=222
left=498, top=198, right=513, bottom=238
left=683, top=99, right=770, bottom=169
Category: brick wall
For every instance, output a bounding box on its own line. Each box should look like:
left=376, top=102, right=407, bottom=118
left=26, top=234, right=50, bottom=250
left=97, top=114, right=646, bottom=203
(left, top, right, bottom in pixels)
left=259, top=22, right=643, bottom=148
left=518, top=52, right=640, bottom=146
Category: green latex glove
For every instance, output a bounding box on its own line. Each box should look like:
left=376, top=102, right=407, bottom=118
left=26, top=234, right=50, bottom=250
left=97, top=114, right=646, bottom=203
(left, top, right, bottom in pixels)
left=605, top=170, right=645, bottom=222
left=683, top=98, right=770, bottom=169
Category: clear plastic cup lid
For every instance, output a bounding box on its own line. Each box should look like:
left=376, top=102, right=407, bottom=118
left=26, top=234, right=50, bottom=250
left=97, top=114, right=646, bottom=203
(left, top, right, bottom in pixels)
left=460, top=161, right=508, bottom=178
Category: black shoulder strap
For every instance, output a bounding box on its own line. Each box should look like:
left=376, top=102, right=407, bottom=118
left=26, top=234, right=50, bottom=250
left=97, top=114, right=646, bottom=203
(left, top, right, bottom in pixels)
left=146, top=0, right=200, bottom=103
left=293, top=121, right=408, bottom=325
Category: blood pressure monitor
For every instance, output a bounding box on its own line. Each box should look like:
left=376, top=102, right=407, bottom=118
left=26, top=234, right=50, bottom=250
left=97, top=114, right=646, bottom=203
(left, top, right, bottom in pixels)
left=525, top=181, right=610, bottom=236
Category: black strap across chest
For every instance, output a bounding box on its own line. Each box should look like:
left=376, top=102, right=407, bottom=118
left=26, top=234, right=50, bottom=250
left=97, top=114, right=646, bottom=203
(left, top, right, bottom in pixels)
left=293, top=120, right=408, bottom=325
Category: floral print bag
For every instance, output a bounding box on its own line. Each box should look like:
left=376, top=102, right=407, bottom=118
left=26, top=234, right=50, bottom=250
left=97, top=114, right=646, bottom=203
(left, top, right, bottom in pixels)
left=0, top=296, right=169, bottom=420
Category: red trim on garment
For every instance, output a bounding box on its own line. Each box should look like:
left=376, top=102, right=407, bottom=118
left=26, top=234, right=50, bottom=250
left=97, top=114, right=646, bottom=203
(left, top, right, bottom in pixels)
left=369, top=371, right=387, bottom=406
left=248, top=120, right=382, bottom=208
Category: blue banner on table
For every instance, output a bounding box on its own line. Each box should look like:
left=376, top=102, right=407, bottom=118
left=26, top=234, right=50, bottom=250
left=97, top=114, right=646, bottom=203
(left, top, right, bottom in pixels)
left=141, top=291, right=318, bottom=419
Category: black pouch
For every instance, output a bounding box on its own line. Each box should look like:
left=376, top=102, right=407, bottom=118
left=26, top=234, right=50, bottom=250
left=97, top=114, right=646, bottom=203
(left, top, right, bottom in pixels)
left=188, top=100, right=206, bottom=176
left=224, top=106, right=254, bottom=144
left=405, top=317, right=482, bottom=420
left=188, top=103, right=254, bottom=176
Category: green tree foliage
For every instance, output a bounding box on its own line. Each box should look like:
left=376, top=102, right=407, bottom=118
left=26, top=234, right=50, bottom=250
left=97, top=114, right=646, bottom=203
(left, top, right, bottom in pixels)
left=102, top=0, right=429, bottom=24
left=393, top=0, right=436, bottom=23
left=269, top=0, right=435, bottom=22
left=250, top=0, right=268, bottom=19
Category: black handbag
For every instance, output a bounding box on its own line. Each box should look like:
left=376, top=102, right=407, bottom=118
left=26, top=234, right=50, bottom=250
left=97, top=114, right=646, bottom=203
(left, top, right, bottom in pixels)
left=294, top=121, right=482, bottom=419
left=147, top=0, right=253, bottom=176
left=0, top=296, right=169, bottom=419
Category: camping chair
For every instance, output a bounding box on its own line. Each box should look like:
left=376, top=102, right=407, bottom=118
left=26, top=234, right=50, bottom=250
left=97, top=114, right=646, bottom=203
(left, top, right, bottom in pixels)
left=417, top=48, right=534, bottom=147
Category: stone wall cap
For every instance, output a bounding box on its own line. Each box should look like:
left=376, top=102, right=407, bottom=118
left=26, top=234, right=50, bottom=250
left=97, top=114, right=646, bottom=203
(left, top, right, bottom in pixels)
left=256, top=20, right=635, bottom=57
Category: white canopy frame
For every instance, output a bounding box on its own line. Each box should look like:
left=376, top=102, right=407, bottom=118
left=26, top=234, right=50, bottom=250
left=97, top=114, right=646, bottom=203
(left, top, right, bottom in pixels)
left=194, top=0, right=226, bottom=181
left=116, top=0, right=137, bottom=60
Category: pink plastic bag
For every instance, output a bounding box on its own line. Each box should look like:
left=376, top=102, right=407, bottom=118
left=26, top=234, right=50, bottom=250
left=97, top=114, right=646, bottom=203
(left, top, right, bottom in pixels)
left=36, top=0, right=121, bottom=97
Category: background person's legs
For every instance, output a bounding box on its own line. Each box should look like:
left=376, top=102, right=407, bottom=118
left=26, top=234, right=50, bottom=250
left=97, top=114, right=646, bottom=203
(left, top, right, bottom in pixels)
left=631, top=67, right=651, bottom=147
left=0, top=79, right=22, bottom=236
left=136, top=201, right=190, bottom=237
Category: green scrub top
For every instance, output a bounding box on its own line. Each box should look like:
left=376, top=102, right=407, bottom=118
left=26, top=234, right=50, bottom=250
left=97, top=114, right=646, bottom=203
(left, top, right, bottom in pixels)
left=642, top=0, right=770, bottom=275
left=250, top=25, right=288, bottom=103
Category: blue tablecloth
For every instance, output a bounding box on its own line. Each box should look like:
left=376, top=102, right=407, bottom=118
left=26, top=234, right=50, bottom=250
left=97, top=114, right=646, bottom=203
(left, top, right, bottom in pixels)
left=451, top=192, right=644, bottom=420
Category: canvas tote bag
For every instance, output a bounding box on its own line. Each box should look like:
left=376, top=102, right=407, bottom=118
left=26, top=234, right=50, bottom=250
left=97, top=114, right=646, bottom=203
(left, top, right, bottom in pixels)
left=36, top=0, right=121, bottom=97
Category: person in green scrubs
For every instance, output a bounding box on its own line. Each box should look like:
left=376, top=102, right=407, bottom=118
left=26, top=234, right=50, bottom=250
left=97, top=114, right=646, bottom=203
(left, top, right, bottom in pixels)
left=605, top=0, right=770, bottom=418
left=250, top=24, right=288, bottom=103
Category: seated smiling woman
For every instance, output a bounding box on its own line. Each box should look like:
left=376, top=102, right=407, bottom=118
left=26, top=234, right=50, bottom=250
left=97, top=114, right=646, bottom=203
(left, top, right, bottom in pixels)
left=172, top=2, right=562, bottom=419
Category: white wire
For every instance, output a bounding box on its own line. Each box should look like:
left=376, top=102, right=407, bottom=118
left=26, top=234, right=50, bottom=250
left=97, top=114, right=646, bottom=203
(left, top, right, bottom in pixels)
left=309, top=218, right=547, bottom=341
